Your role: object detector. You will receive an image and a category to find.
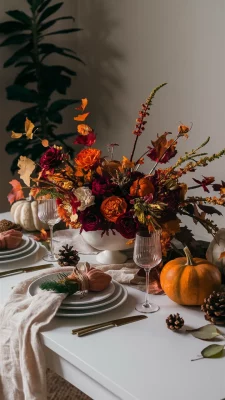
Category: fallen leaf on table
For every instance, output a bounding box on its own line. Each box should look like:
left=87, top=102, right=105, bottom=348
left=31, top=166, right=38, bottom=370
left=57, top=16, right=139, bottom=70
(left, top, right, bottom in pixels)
left=18, top=156, right=35, bottom=186
left=186, top=324, right=222, bottom=340
left=191, top=344, right=224, bottom=361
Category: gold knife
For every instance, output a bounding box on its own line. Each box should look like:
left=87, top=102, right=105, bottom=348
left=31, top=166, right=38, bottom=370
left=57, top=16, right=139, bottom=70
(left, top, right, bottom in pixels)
left=0, top=263, right=54, bottom=278
left=72, top=315, right=148, bottom=337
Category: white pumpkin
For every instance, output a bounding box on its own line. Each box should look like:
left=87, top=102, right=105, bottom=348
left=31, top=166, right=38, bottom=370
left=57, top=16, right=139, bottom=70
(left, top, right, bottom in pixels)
left=11, top=199, right=49, bottom=232
left=206, top=228, right=225, bottom=276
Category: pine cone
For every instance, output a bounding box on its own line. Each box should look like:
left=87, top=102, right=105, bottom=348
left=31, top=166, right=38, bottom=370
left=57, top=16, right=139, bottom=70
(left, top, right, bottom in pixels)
left=166, top=313, right=184, bottom=331
left=58, top=244, right=80, bottom=267
left=201, top=291, right=225, bottom=325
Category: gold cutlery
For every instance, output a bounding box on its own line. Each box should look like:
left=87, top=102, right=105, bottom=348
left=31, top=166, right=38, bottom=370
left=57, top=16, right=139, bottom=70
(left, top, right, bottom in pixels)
left=72, top=315, right=148, bottom=337
left=0, top=263, right=54, bottom=278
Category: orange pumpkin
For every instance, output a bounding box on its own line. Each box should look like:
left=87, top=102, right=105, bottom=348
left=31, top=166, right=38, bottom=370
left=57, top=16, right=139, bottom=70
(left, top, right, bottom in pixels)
left=160, top=247, right=221, bottom=305
left=86, top=267, right=112, bottom=292
left=130, top=177, right=155, bottom=197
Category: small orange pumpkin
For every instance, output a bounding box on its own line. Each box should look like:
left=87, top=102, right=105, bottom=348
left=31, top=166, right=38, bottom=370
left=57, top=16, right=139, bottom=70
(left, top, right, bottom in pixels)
left=86, top=266, right=112, bottom=292
left=160, top=247, right=221, bottom=305
left=130, top=177, right=155, bottom=197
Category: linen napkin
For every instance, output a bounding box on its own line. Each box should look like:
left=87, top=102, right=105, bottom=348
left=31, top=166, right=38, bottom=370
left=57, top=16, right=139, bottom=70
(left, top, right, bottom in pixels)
left=0, top=267, right=73, bottom=400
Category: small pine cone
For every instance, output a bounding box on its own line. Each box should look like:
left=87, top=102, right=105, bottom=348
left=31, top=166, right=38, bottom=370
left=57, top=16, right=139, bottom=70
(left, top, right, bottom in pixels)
left=58, top=244, right=80, bottom=267
left=166, top=313, right=184, bottom=331
left=201, top=291, right=225, bottom=325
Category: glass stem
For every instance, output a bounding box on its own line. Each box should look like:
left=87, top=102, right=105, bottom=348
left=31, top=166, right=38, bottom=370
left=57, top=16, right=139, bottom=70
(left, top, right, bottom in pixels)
left=144, top=268, right=150, bottom=308
left=49, top=225, right=54, bottom=257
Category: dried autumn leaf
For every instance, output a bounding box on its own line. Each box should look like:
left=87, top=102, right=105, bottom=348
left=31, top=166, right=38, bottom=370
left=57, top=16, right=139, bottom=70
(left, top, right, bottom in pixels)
left=11, top=131, right=23, bottom=139
left=178, top=124, right=190, bottom=138
left=18, top=156, right=35, bottom=187
left=41, top=139, right=49, bottom=147
left=74, top=112, right=90, bottom=122
left=75, top=98, right=88, bottom=111
left=147, top=132, right=177, bottom=163
left=193, top=204, right=206, bottom=225
left=186, top=324, right=221, bottom=340
left=7, top=180, right=25, bottom=205
left=219, top=251, right=225, bottom=260
left=25, top=117, right=35, bottom=139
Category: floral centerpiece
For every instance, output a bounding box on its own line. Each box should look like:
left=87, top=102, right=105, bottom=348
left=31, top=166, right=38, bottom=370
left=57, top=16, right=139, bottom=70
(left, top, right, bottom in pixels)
left=8, top=83, right=225, bottom=262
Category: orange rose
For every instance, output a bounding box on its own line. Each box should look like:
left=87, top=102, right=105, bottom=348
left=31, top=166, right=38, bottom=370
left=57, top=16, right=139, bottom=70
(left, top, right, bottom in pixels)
left=130, top=177, right=155, bottom=197
left=77, top=124, right=92, bottom=136
left=100, top=196, right=127, bottom=223
left=75, top=148, right=101, bottom=170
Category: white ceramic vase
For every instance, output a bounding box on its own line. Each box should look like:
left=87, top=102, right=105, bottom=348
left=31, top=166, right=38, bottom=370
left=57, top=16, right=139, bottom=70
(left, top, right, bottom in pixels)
left=81, top=230, right=134, bottom=264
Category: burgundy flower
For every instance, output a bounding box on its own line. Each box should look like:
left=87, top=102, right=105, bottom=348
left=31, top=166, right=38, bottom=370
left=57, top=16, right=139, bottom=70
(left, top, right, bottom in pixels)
left=39, top=146, right=64, bottom=171
left=73, top=131, right=96, bottom=146
left=79, top=206, right=103, bottom=231
left=115, top=211, right=139, bottom=239
left=92, top=177, right=114, bottom=196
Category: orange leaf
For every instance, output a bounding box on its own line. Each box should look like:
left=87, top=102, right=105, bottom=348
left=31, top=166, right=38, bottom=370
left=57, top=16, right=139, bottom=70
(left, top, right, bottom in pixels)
left=74, top=112, right=90, bottom=122
left=25, top=117, right=35, bottom=139
left=42, top=139, right=49, bottom=147
left=7, top=180, right=25, bottom=205
left=77, top=124, right=92, bottom=136
left=75, top=98, right=88, bottom=111
left=11, top=131, right=23, bottom=139
left=18, top=156, right=35, bottom=187
left=219, top=251, right=225, bottom=260
left=121, top=156, right=135, bottom=169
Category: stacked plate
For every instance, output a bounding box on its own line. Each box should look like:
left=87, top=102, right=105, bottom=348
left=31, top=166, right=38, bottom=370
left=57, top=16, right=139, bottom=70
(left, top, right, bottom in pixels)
left=0, top=235, right=40, bottom=264
left=28, top=271, right=128, bottom=317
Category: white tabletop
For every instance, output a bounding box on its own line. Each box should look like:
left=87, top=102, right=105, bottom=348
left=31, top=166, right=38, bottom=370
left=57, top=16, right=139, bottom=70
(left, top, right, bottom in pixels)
left=0, top=212, right=225, bottom=400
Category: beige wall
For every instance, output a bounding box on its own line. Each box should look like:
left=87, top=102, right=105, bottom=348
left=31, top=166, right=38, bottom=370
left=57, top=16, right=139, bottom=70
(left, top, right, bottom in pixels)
left=1, top=0, right=225, bottom=240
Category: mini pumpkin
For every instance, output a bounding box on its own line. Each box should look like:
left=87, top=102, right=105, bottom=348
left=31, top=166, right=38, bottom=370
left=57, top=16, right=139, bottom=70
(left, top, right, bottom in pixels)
left=160, top=247, right=221, bottom=305
left=0, top=229, right=23, bottom=249
left=11, top=199, right=49, bottom=232
left=85, top=263, right=112, bottom=292
left=130, top=177, right=155, bottom=197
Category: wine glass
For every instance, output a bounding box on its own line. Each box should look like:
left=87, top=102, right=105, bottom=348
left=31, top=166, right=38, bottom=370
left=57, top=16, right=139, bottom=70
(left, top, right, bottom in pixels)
left=133, top=230, right=162, bottom=313
left=37, top=199, right=61, bottom=262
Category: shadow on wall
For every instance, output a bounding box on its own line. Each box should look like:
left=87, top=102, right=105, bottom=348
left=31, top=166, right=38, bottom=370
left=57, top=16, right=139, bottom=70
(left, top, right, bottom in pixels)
left=74, top=0, right=125, bottom=135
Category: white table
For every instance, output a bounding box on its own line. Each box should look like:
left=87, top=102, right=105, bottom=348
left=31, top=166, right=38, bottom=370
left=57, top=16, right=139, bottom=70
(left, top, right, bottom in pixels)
left=0, top=212, right=225, bottom=400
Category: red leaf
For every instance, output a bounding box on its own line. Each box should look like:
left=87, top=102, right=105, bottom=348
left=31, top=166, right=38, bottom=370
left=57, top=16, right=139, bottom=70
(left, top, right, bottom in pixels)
left=7, top=180, right=25, bottom=205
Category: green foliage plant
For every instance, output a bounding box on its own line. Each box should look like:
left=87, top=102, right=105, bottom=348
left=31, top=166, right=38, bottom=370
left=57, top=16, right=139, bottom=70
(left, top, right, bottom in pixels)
left=0, top=0, right=83, bottom=172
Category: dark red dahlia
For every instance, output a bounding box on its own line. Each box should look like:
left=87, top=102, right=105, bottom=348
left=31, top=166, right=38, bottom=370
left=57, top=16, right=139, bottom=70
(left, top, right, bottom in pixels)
left=39, top=146, right=64, bottom=171
left=73, top=131, right=96, bottom=146
left=115, top=211, right=139, bottom=239
left=79, top=206, right=104, bottom=231
left=92, top=177, right=114, bottom=196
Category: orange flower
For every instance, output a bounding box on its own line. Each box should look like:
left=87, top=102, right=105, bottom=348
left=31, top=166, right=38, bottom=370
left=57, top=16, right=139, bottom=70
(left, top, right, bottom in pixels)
left=121, top=156, right=135, bottom=170
left=77, top=124, right=92, bottom=136
left=100, top=196, right=127, bottom=222
left=75, top=148, right=101, bottom=170
left=130, top=177, right=155, bottom=197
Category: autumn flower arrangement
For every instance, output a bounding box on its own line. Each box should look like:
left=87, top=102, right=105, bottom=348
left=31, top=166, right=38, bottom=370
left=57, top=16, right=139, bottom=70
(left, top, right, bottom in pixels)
left=8, top=83, right=225, bottom=256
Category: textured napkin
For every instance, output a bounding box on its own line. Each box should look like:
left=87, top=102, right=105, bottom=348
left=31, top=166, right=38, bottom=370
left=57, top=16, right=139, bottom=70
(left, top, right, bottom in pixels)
left=0, top=267, right=73, bottom=400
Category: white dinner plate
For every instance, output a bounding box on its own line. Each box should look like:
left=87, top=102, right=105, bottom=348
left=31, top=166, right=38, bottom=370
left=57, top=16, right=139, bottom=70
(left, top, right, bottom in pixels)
left=0, top=235, right=30, bottom=255
left=0, top=237, right=35, bottom=259
left=0, top=241, right=40, bottom=264
left=56, top=285, right=128, bottom=317
left=28, top=271, right=116, bottom=305
left=59, top=281, right=122, bottom=310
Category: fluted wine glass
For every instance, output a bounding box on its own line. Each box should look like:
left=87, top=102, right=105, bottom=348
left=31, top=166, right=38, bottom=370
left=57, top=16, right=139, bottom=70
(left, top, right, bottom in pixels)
left=133, top=230, right=162, bottom=313
left=37, top=199, right=61, bottom=262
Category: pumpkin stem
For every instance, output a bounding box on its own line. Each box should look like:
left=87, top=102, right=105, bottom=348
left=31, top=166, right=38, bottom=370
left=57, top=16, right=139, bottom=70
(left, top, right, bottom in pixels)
left=184, top=246, right=196, bottom=266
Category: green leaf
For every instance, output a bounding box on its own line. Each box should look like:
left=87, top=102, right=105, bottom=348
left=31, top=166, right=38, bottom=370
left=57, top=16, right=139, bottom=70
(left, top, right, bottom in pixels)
left=0, top=21, right=28, bottom=34
left=202, top=344, right=224, bottom=358
left=36, top=189, right=64, bottom=199
left=4, top=44, right=32, bottom=68
left=38, top=2, right=63, bottom=23
left=0, top=34, right=30, bottom=47
left=27, top=0, right=42, bottom=12
left=39, top=43, right=84, bottom=64
left=14, top=71, right=36, bottom=86
left=48, top=111, right=62, bottom=124
left=48, top=99, right=79, bottom=114
left=44, top=28, right=81, bottom=37
left=38, top=0, right=53, bottom=13
left=6, top=10, right=31, bottom=26
left=187, top=325, right=222, bottom=341
left=39, top=16, right=74, bottom=32
left=6, top=84, right=39, bottom=103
